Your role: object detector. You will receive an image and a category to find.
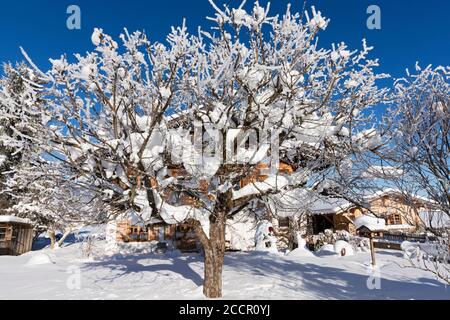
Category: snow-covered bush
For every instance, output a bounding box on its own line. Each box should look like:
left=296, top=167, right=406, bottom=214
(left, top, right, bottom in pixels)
left=334, top=240, right=354, bottom=257
left=401, top=240, right=449, bottom=284
left=255, top=220, right=278, bottom=253
left=286, top=237, right=314, bottom=258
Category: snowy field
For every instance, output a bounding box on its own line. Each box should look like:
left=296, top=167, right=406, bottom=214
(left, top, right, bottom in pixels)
left=0, top=238, right=449, bottom=300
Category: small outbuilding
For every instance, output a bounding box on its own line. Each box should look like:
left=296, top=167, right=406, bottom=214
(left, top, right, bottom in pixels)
left=0, top=215, right=34, bottom=256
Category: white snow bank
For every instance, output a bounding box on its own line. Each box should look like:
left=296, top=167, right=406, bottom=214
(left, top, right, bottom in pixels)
left=25, top=253, right=55, bottom=266
left=354, top=215, right=386, bottom=231
left=315, top=244, right=337, bottom=256
left=334, top=240, right=354, bottom=257
left=287, top=247, right=315, bottom=258
left=315, top=241, right=355, bottom=257
left=286, top=237, right=314, bottom=258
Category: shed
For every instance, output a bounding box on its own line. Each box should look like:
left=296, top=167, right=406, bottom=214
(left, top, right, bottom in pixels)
left=0, top=215, right=34, bottom=256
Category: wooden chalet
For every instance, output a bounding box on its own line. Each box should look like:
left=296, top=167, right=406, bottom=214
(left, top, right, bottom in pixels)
left=363, top=189, right=433, bottom=233
left=303, top=189, right=436, bottom=237
left=0, top=216, right=34, bottom=256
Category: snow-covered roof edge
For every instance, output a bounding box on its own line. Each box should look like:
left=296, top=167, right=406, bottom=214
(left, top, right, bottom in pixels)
left=0, top=215, right=33, bottom=225
left=364, top=188, right=435, bottom=205
left=309, top=197, right=356, bottom=215
left=354, top=215, right=386, bottom=231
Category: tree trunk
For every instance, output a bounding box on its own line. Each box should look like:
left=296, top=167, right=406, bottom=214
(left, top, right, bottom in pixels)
left=193, top=191, right=231, bottom=298
left=57, top=229, right=72, bottom=248
left=203, top=215, right=226, bottom=298
left=49, top=230, right=56, bottom=249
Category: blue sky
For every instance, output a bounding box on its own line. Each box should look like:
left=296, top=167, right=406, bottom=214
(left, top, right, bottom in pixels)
left=1, top=0, right=449, bottom=79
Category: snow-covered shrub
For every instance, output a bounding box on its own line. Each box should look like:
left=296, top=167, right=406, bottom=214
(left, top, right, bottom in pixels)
left=402, top=241, right=449, bottom=263
left=350, top=237, right=371, bottom=253
left=334, top=240, right=354, bottom=257
left=286, top=236, right=314, bottom=258
left=287, top=247, right=315, bottom=258
left=401, top=240, right=449, bottom=284
left=80, top=237, right=94, bottom=259
left=254, top=220, right=278, bottom=253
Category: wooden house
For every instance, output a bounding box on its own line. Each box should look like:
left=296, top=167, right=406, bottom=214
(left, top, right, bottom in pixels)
left=363, top=189, right=433, bottom=233
left=0, top=215, right=34, bottom=256
left=113, top=160, right=296, bottom=252
left=303, top=189, right=435, bottom=237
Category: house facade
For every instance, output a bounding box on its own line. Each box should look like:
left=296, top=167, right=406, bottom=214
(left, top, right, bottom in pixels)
left=364, top=189, right=433, bottom=233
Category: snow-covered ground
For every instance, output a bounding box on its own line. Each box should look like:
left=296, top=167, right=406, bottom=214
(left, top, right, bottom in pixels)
left=0, top=237, right=448, bottom=300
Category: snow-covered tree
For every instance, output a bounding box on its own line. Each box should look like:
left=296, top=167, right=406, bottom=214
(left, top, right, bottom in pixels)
left=7, top=161, right=108, bottom=248
left=386, top=65, right=449, bottom=230
left=34, top=1, right=388, bottom=297
left=379, top=65, right=450, bottom=282
left=0, top=62, right=47, bottom=214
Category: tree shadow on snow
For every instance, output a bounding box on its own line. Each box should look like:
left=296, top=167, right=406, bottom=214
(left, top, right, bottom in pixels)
left=223, top=253, right=450, bottom=300
left=81, top=253, right=204, bottom=287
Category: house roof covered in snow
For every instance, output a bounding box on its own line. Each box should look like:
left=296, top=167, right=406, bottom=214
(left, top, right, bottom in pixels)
left=308, top=197, right=355, bottom=215
left=363, top=188, right=435, bottom=205
left=0, top=215, right=32, bottom=225
left=354, top=215, right=386, bottom=231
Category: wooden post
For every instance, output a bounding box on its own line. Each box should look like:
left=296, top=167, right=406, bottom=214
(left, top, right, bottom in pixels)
left=369, top=232, right=376, bottom=267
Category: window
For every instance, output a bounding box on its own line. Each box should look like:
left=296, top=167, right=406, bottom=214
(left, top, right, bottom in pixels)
left=278, top=217, right=290, bottom=228
left=0, top=227, right=6, bottom=241
left=388, top=214, right=402, bottom=225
